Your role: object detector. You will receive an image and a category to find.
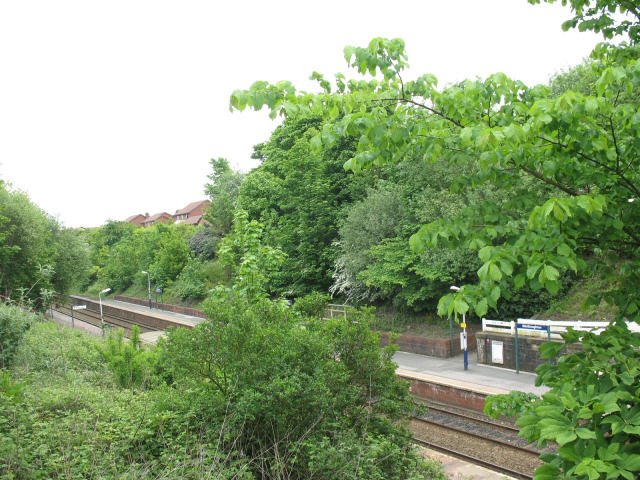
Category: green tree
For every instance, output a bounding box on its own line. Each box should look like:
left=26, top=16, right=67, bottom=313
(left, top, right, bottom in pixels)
left=229, top=2, right=640, bottom=476
left=230, top=37, right=640, bottom=322
left=530, top=0, right=640, bottom=42
left=0, top=182, right=88, bottom=303
left=50, top=228, right=91, bottom=294
left=215, top=209, right=285, bottom=300
left=97, top=223, right=194, bottom=292
left=204, top=157, right=244, bottom=236
left=238, top=116, right=372, bottom=296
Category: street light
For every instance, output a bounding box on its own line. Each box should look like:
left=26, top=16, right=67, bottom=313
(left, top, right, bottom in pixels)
left=141, top=271, right=152, bottom=309
left=99, top=287, right=111, bottom=336
left=450, top=285, right=468, bottom=371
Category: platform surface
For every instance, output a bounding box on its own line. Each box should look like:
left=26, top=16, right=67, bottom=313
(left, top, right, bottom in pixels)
left=394, top=350, right=548, bottom=395
left=72, top=295, right=204, bottom=328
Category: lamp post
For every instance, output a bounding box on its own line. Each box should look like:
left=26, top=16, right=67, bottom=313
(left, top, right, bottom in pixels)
left=450, top=285, right=468, bottom=371
left=99, top=288, right=111, bottom=336
left=141, top=270, right=152, bottom=309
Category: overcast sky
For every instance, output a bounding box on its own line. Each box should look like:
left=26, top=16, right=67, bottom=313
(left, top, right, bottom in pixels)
left=0, top=0, right=601, bottom=228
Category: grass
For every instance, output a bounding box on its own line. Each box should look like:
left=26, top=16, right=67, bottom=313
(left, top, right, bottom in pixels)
left=543, top=273, right=618, bottom=321
left=371, top=310, right=461, bottom=337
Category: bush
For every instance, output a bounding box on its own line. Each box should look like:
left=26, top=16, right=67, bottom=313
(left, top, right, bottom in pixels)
left=293, top=291, right=331, bottom=318
left=0, top=303, right=37, bottom=369
left=188, top=228, right=220, bottom=260
left=97, top=326, right=159, bottom=389
left=171, top=258, right=208, bottom=301
left=161, top=295, right=445, bottom=480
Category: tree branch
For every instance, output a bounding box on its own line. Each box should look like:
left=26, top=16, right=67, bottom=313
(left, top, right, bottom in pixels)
left=379, top=96, right=466, bottom=128
left=539, top=135, right=640, bottom=198
left=517, top=162, right=580, bottom=196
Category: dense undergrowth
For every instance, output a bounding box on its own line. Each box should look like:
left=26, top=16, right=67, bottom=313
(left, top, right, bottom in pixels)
left=0, top=302, right=446, bottom=480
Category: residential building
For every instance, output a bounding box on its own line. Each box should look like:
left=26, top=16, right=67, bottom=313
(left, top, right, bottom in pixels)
left=125, top=213, right=149, bottom=227
left=141, top=212, right=173, bottom=227
left=173, top=200, right=211, bottom=223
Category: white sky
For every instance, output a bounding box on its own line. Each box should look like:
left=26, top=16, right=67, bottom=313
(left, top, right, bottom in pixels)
left=0, top=0, right=601, bottom=228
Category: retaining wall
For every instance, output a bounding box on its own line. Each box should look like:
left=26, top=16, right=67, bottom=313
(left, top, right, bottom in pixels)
left=380, top=329, right=477, bottom=358
left=476, top=331, right=581, bottom=373
left=113, top=295, right=206, bottom=318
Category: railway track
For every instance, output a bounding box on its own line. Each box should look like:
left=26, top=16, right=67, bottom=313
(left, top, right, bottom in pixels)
left=412, top=400, right=543, bottom=479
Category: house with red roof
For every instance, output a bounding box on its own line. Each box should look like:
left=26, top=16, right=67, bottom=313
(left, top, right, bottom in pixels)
left=125, top=213, right=149, bottom=227
left=173, top=200, right=211, bottom=224
left=141, top=212, right=173, bottom=227
left=124, top=200, right=211, bottom=227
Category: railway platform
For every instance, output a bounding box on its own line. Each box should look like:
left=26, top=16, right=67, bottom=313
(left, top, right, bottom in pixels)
left=96, top=296, right=204, bottom=328
left=394, top=350, right=547, bottom=395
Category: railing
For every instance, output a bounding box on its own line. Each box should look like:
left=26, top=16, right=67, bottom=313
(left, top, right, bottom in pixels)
left=482, top=318, right=639, bottom=340
left=324, top=303, right=347, bottom=319
left=482, top=317, right=640, bottom=373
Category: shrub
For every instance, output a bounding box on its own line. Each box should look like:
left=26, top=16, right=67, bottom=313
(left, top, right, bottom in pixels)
left=161, top=295, right=444, bottom=480
left=188, top=228, right=220, bottom=260
left=171, top=258, right=208, bottom=300
left=293, top=291, right=331, bottom=318
left=0, top=303, right=37, bottom=369
left=97, top=326, right=159, bottom=389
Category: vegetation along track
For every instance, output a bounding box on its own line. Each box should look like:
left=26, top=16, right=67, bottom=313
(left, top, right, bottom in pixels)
left=412, top=400, right=543, bottom=479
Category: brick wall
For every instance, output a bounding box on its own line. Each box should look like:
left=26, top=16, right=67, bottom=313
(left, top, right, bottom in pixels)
left=380, top=329, right=477, bottom=358
left=476, top=331, right=581, bottom=372
left=69, top=296, right=195, bottom=331
left=113, top=295, right=206, bottom=318
left=402, top=375, right=489, bottom=412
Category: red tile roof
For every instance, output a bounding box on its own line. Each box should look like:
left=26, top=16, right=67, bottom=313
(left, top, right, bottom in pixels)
left=175, top=200, right=210, bottom=216
left=143, top=212, right=172, bottom=225
left=182, top=215, right=204, bottom=225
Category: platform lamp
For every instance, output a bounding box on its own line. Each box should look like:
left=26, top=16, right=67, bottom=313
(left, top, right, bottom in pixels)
left=450, top=285, right=468, bottom=371
left=99, top=287, right=111, bottom=336
left=141, top=270, right=152, bottom=309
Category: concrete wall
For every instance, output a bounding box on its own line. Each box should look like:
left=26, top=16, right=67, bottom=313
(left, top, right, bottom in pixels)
left=476, top=331, right=581, bottom=373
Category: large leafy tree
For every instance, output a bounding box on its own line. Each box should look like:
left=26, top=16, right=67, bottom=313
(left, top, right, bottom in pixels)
left=0, top=182, right=89, bottom=303
left=230, top=1, right=640, bottom=477
left=238, top=116, right=372, bottom=296
left=204, top=157, right=244, bottom=236
left=530, top=0, right=640, bottom=42
left=230, top=26, right=640, bottom=323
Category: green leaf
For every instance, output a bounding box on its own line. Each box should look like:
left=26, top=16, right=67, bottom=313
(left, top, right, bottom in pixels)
left=474, top=298, right=488, bottom=317
left=576, top=428, right=596, bottom=440
left=478, top=246, right=492, bottom=263
left=499, top=259, right=513, bottom=276
left=489, top=262, right=503, bottom=281
left=585, top=97, right=598, bottom=113
left=539, top=341, right=563, bottom=360
left=514, top=273, right=525, bottom=289
left=541, top=265, right=560, bottom=282
left=555, top=429, right=578, bottom=446
left=453, top=298, right=469, bottom=315
left=527, top=263, right=541, bottom=279
left=533, top=463, right=560, bottom=480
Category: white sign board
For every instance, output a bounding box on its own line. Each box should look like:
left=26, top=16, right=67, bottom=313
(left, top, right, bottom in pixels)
left=491, top=340, right=504, bottom=364
left=459, top=332, right=467, bottom=350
